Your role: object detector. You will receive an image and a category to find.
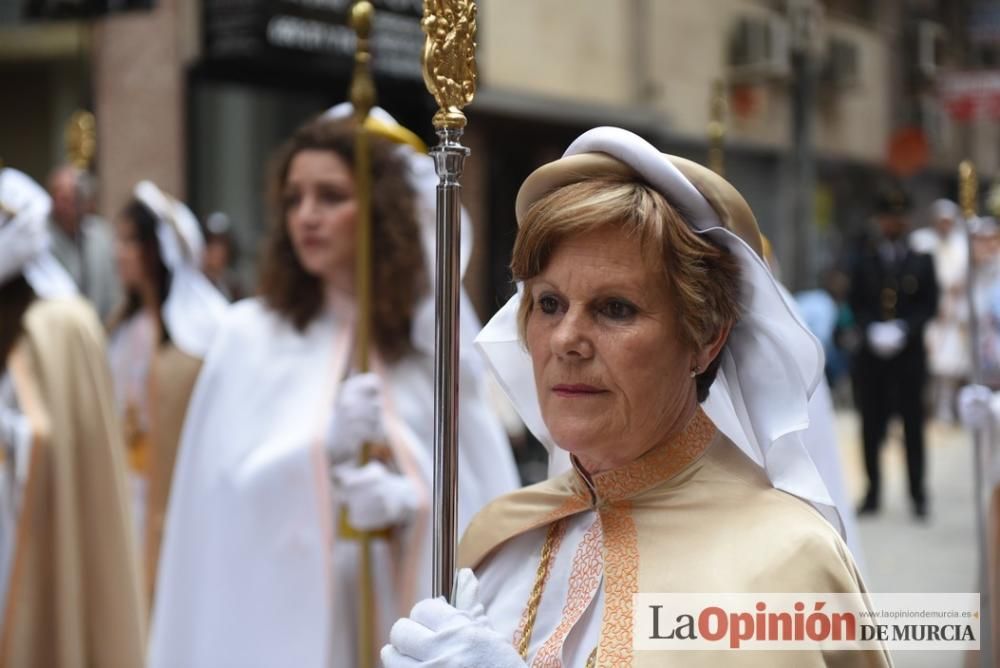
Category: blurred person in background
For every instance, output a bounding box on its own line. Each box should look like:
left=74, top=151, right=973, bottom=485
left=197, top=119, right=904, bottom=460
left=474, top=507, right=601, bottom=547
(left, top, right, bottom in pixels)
left=148, top=110, right=519, bottom=667
left=46, top=164, right=121, bottom=321
left=0, top=166, right=145, bottom=666
left=201, top=211, right=245, bottom=301
left=911, top=198, right=969, bottom=423
left=107, top=181, right=227, bottom=603
left=953, top=216, right=1000, bottom=650
left=849, top=185, right=938, bottom=519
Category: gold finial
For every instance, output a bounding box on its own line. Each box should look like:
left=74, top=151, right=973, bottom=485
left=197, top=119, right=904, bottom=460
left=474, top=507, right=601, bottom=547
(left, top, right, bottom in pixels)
left=960, top=160, right=978, bottom=219
left=65, top=110, right=96, bottom=170
left=350, top=1, right=376, bottom=122
left=707, top=79, right=727, bottom=176
left=421, top=0, right=478, bottom=130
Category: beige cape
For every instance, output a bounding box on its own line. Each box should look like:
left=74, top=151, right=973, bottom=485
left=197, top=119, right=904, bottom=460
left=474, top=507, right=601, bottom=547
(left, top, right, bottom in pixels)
left=144, top=344, right=202, bottom=602
left=1, top=297, right=145, bottom=668
left=460, top=411, right=892, bottom=667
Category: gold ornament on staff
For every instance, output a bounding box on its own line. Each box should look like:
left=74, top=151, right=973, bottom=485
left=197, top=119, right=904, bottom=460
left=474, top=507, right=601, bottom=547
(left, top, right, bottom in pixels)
left=421, top=0, right=477, bottom=603
left=707, top=79, right=726, bottom=177
left=422, top=0, right=477, bottom=130
left=960, top=160, right=978, bottom=221
left=65, top=110, right=97, bottom=170
left=959, top=158, right=995, bottom=667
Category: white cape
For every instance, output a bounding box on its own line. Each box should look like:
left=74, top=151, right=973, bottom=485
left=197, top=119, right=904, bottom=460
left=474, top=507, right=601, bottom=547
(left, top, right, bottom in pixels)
left=149, top=298, right=519, bottom=667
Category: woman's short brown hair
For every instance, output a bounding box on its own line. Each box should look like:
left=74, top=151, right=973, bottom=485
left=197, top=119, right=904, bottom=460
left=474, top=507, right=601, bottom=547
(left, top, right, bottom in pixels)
left=510, top=175, right=742, bottom=402
left=260, top=116, right=427, bottom=362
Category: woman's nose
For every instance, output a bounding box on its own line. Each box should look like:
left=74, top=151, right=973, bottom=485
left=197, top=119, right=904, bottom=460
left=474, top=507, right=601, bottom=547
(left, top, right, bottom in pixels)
left=550, top=307, right=593, bottom=360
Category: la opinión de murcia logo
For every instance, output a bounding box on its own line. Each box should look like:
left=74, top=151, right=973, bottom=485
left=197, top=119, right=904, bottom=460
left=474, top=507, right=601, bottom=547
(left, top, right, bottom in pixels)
left=632, top=592, right=980, bottom=651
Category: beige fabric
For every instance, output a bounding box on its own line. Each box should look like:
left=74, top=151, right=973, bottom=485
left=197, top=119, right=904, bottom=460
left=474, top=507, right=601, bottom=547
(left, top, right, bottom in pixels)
left=514, top=151, right=764, bottom=258
left=461, top=413, right=891, bottom=667
left=0, top=297, right=145, bottom=668
left=145, top=344, right=202, bottom=603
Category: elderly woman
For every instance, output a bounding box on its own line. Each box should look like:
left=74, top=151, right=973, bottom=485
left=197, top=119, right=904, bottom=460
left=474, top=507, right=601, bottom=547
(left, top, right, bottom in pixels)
left=382, top=128, right=889, bottom=667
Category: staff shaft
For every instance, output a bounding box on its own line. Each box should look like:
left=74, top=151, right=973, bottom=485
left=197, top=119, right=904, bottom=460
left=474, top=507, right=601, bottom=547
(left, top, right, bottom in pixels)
left=431, top=127, right=468, bottom=601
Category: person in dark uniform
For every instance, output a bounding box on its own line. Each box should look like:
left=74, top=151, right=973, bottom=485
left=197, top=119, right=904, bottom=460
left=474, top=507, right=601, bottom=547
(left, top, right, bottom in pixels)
left=849, top=184, right=939, bottom=519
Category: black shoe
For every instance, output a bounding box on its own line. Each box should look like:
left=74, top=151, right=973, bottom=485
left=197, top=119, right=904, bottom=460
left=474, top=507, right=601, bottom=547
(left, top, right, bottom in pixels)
left=857, top=495, right=879, bottom=516
left=913, top=499, right=929, bottom=521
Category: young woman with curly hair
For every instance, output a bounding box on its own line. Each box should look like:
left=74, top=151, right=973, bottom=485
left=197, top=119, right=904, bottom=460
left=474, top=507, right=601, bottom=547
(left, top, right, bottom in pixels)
left=149, top=111, right=519, bottom=668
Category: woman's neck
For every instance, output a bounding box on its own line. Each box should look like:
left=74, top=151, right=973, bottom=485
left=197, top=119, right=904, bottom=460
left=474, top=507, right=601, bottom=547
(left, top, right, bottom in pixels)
left=324, top=266, right=355, bottom=302
left=574, top=398, right=699, bottom=476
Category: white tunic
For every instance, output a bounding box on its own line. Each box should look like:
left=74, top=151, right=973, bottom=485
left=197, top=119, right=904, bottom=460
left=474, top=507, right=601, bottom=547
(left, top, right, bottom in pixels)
left=149, top=298, right=519, bottom=667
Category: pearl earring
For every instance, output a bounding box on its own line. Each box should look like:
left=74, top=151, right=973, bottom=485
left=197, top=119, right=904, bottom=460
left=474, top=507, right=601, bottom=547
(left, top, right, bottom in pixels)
left=690, top=367, right=699, bottom=378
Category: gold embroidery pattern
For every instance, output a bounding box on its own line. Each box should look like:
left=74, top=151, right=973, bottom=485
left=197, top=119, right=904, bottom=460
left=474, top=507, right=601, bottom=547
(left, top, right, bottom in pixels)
left=514, top=519, right=568, bottom=657
left=532, top=517, right=604, bottom=668
left=598, top=502, right=639, bottom=665
left=591, top=409, right=716, bottom=503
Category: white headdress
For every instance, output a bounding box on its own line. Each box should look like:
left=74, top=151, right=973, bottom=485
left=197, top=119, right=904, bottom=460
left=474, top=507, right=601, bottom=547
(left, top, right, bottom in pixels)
left=0, top=167, right=77, bottom=299
left=132, top=181, right=227, bottom=358
left=475, top=127, right=840, bottom=529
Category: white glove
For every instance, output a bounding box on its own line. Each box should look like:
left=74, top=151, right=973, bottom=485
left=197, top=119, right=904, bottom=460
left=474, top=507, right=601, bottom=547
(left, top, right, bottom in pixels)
left=326, top=373, right=386, bottom=465
left=332, top=461, right=418, bottom=531
left=959, top=384, right=995, bottom=430
left=867, top=320, right=908, bottom=358
left=381, top=568, right=526, bottom=668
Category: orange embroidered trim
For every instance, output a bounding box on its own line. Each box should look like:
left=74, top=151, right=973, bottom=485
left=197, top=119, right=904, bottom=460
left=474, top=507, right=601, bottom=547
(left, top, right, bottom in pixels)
left=589, top=409, right=716, bottom=503
left=532, top=517, right=604, bottom=668
left=597, top=502, right=639, bottom=665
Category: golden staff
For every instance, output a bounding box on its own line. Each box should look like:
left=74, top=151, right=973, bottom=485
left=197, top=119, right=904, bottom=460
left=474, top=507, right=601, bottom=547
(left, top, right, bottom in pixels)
left=960, top=160, right=994, bottom=666
left=345, top=3, right=378, bottom=666
left=421, top=0, right=477, bottom=601
left=707, top=79, right=726, bottom=177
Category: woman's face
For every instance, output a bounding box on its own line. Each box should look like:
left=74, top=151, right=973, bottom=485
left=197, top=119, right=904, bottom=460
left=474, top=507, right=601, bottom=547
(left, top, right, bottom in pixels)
left=284, top=149, right=358, bottom=285
left=525, top=226, right=700, bottom=472
left=113, top=216, right=147, bottom=291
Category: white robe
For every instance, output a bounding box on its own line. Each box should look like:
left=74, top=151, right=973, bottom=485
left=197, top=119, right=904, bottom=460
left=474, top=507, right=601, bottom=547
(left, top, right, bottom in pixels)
left=148, top=298, right=519, bottom=667
left=107, top=312, right=157, bottom=554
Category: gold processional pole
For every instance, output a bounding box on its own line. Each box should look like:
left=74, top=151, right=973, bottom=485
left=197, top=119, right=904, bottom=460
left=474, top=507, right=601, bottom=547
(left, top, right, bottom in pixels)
left=707, top=79, right=726, bottom=177
left=960, top=160, right=994, bottom=667
left=421, top=0, right=477, bottom=601
left=346, top=3, right=378, bottom=666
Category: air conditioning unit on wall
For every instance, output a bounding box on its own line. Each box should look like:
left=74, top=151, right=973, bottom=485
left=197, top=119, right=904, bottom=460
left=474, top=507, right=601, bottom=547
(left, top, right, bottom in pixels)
left=727, top=14, right=791, bottom=82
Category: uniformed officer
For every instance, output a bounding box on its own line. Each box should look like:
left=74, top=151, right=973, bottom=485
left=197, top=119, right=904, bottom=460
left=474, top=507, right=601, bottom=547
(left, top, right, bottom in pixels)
left=849, top=184, right=939, bottom=518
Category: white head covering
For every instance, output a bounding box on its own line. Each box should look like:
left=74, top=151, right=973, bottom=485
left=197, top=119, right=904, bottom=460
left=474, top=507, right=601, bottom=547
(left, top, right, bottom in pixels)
left=475, top=127, right=839, bottom=527
left=0, top=167, right=77, bottom=299
left=932, top=198, right=961, bottom=222
left=131, top=181, right=227, bottom=358
left=322, top=103, right=483, bottom=376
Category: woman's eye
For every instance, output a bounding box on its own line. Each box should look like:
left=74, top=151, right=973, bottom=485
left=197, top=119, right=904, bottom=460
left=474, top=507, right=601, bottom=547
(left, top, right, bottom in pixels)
left=320, top=189, right=349, bottom=205
left=538, top=295, right=560, bottom=315
left=282, top=193, right=300, bottom=210
left=600, top=299, right=637, bottom=320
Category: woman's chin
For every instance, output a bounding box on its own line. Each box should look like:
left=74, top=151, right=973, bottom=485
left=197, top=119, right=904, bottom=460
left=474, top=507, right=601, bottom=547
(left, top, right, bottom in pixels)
left=548, top=425, right=605, bottom=459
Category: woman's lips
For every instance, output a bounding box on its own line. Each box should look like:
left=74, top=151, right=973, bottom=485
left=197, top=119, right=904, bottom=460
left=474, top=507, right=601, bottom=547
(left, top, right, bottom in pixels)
left=552, top=383, right=606, bottom=398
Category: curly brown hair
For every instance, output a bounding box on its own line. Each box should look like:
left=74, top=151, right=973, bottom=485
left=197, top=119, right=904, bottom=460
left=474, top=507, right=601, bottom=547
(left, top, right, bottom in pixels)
left=259, top=116, right=427, bottom=362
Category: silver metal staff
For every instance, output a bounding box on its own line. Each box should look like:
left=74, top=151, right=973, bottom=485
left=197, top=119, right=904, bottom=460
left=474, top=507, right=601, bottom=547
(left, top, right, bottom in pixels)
left=960, top=159, right=994, bottom=666
left=421, top=0, right=477, bottom=601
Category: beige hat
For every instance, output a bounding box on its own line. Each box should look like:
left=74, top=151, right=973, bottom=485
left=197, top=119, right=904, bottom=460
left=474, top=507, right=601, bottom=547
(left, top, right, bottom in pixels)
left=515, top=148, right=764, bottom=258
